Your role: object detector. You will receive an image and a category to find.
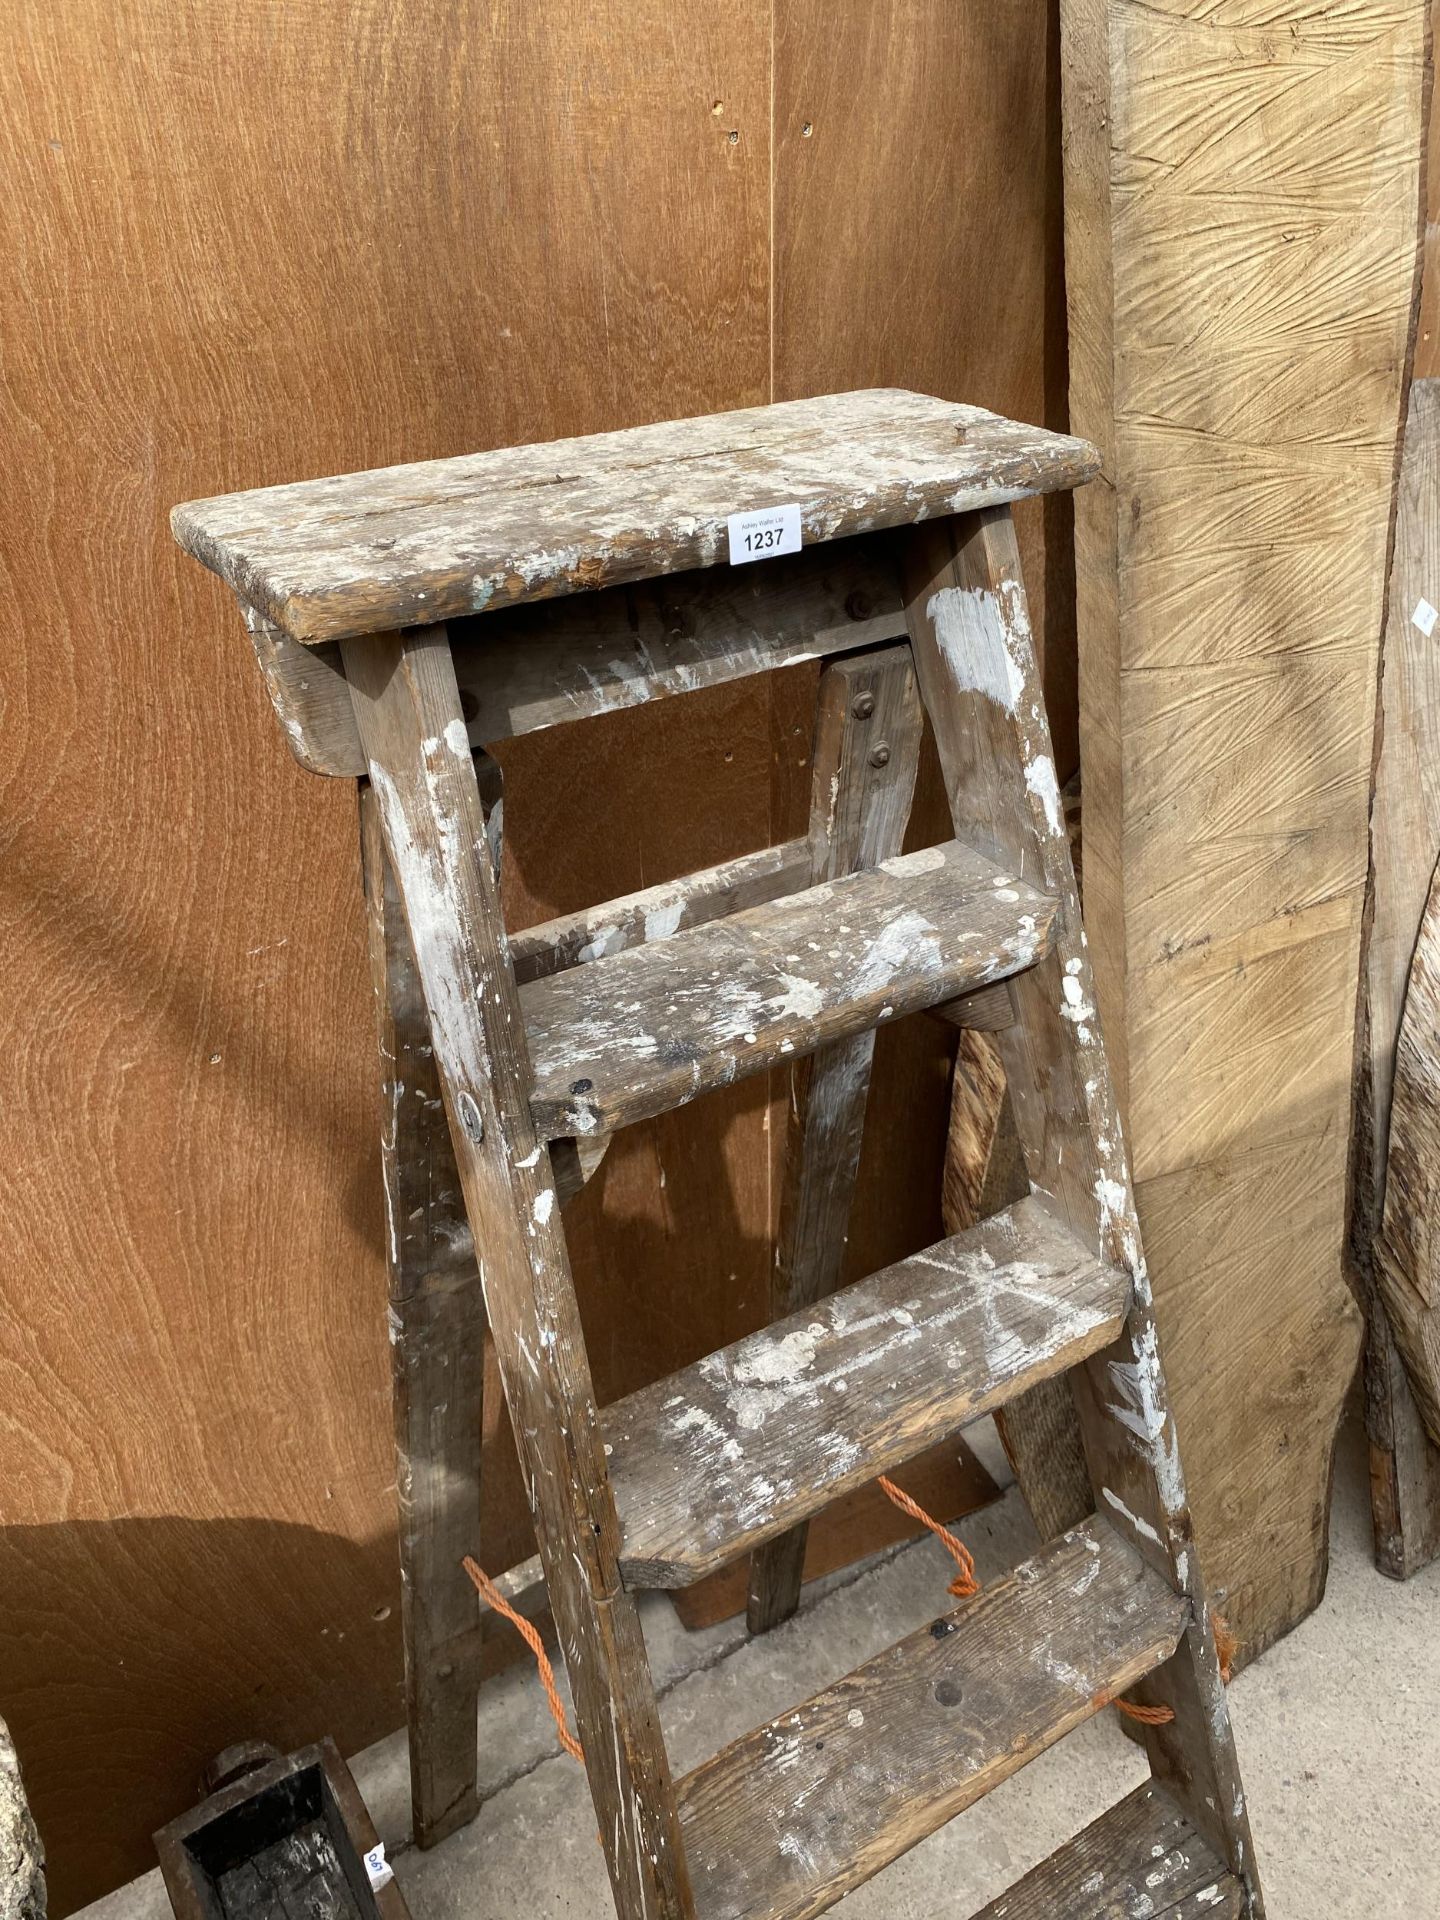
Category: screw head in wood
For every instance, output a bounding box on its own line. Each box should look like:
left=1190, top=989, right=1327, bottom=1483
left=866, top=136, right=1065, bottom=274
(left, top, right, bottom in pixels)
left=845, top=591, right=873, bottom=621
left=851, top=692, right=876, bottom=720
left=869, top=743, right=891, bottom=768
left=456, top=1091, right=485, bottom=1143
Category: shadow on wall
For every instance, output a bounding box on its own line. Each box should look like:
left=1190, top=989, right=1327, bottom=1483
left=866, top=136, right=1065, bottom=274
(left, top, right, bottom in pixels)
left=0, top=1516, right=402, bottom=1917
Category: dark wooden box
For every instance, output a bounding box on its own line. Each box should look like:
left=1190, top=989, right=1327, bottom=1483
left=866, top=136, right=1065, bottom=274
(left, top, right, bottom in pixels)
left=155, top=1740, right=410, bottom=1920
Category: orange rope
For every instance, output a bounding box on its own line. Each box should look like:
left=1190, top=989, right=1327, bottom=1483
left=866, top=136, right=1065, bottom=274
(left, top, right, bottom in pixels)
left=1111, top=1606, right=1237, bottom=1727
left=463, top=1555, right=584, bottom=1763
left=1114, top=1696, right=1177, bottom=1725
left=877, top=1475, right=980, bottom=1598
left=878, top=1481, right=1240, bottom=1734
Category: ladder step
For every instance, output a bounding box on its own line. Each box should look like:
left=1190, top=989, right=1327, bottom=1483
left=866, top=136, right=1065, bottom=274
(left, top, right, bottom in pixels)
left=678, top=1517, right=1190, bottom=1920
left=608, top=1197, right=1129, bottom=1588
left=970, top=1781, right=1242, bottom=1919
left=522, top=841, right=1056, bottom=1140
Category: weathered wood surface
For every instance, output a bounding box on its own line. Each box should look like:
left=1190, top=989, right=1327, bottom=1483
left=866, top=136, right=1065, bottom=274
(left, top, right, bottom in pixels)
left=970, top=1781, right=1241, bottom=1920
left=1376, top=861, right=1440, bottom=1443
left=1062, top=0, right=1425, bottom=1653
left=4, top=1, right=1072, bottom=1902
left=940, top=1021, right=1094, bottom=1543
left=607, top=1197, right=1129, bottom=1588
left=902, top=509, right=1259, bottom=1905
left=173, top=393, right=1098, bottom=644
left=671, top=1439, right=999, bottom=1630
left=1355, top=378, right=1440, bottom=1575
left=237, top=539, right=908, bottom=777
left=522, top=840, right=1056, bottom=1140
left=510, top=839, right=810, bottom=986
left=342, top=629, right=691, bottom=1916
left=360, top=791, right=483, bottom=1844
left=678, top=1518, right=1188, bottom=1920
left=748, top=645, right=923, bottom=1633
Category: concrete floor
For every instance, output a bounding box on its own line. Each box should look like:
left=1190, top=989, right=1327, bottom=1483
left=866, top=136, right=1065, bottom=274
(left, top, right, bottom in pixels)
left=84, top=1414, right=1438, bottom=1920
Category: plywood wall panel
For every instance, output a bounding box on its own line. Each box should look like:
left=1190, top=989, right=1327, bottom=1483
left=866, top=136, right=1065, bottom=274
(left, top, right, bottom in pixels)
left=1063, top=0, right=1426, bottom=1656
left=0, top=3, right=769, bottom=1907
left=772, top=0, right=1076, bottom=772
left=2, top=3, right=1064, bottom=1907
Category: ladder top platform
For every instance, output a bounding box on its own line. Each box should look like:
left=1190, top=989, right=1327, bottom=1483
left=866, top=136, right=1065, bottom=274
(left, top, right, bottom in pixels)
left=171, top=390, right=1099, bottom=645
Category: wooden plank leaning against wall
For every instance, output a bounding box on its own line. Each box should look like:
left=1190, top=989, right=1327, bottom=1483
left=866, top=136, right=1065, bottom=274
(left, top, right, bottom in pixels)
left=1061, top=0, right=1428, bottom=1658
left=0, top=0, right=1065, bottom=1907
left=1355, top=0, right=1440, bottom=1579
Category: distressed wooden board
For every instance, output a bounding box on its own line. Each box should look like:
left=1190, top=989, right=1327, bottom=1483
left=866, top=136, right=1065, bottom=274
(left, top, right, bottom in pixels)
left=901, top=508, right=1259, bottom=1895
left=345, top=628, right=692, bottom=1913
left=237, top=539, right=908, bottom=777
left=677, top=1517, right=1188, bottom=1920
left=669, top=1439, right=999, bottom=1630
left=510, top=839, right=810, bottom=985
left=1375, top=861, right=1440, bottom=1439
left=0, top=0, right=772, bottom=1905
left=1062, top=0, right=1425, bottom=1654
left=173, top=394, right=1097, bottom=643
left=940, top=1026, right=1093, bottom=1543
left=360, top=790, right=483, bottom=1844
left=607, top=1197, right=1129, bottom=1587
left=1355, top=377, right=1440, bottom=1571
left=522, top=841, right=1057, bottom=1140
left=970, top=1782, right=1241, bottom=1920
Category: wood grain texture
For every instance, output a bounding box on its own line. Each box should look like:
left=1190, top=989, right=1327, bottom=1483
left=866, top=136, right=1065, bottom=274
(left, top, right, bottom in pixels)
left=174, top=396, right=1096, bottom=643
left=344, top=629, right=691, bottom=1914
left=678, top=1517, right=1189, bottom=1920
left=0, top=1, right=769, bottom=1907
left=607, top=1198, right=1129, bottom=1588
left=4, top=2, right=1067, bottom=1905
left=1354, top=378, right=1440, bottom=1572
left=235, top=539, right=910, bottom=777
left=772, top=0, right=1077, bottom=773
left=747, top=647, right=923, bottom=1632
left=970, top=1782, right=1241, bottom=1920
left=902, top=509, right=1259, bottom=1899
left=671, top=1440, right=999, bottom=1630
left=360, top=791, right=483, bottom=1844
left=510, top=839, right=811, bottom=986
left=521, top=841, right=1057, bottom=1140
left=1062, top=0, right=1425, bottom=1655
left=1375, top=862, right=1440, bottom=1437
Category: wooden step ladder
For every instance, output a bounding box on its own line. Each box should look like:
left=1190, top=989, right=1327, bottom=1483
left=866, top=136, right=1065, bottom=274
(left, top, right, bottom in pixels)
left=173, top=390, right=1262, bottom=1920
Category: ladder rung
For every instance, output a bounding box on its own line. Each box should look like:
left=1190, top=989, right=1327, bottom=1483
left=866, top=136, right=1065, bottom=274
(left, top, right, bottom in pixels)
left=677, top=1517, right=1189, bottom=1920
left=970, top=1781, right=1242, bottom=1919
left=521, top=842, right=1056, bottom=1141
left=607, top=1197, right=1128, bottom=1589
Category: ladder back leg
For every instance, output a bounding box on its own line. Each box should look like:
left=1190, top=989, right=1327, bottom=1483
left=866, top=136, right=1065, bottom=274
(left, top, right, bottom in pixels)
left=747, top=644, right=924, bottom=1634
left=901, top=506, right=1263, bottom=1915
left=343, top=628, right=695, bottom=1920
left=360, top=789, right=485, bottom=1846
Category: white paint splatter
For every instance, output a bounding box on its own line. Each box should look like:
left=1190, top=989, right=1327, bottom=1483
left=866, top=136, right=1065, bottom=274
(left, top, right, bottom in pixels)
left=926, top=587, right=1024, bottom=712
left=1024, top=753, right=1063, bottom=837
left=880, top=845, right=947, bottom=877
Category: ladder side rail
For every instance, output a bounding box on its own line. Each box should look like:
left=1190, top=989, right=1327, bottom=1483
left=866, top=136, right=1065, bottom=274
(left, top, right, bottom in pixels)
left=900, top=506, right=1261, bottom=1910
left=342, top=625, right=694, bottom=1920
